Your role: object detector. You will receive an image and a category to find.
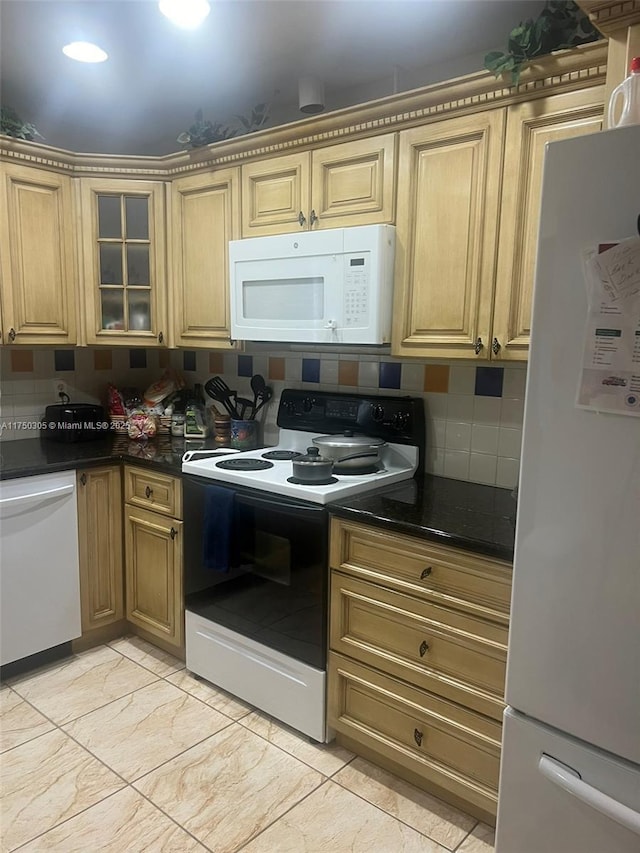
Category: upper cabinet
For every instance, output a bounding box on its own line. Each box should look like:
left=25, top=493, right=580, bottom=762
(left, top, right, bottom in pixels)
left=0, top=163, right=77, bottom=345
left=392, top=111, right=506, bottom=360
left=169, top=168, right=240, bottom=349
left=79, top=178, right=167, bottom=346
left=240, top=134, right=396, bottom=237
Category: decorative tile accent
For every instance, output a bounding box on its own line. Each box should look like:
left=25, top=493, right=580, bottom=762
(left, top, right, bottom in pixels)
left=129, top=349, right=147, bottom=369
left=475, top=366, right=504, bottom=397
left=182, top=350, right=196, bottom=372
left=400, top=362, right=425, bottom=391
left=302, top=358, right=320, bottom=383
left=448, top=364, right=476, bottom=395
left=338, top=360, right=359, bottom=386
left=424, top=364, right=449, bottom=393
left=269, top=357, right=285, bottom=381
left=10, top=350, right=34, bottom=373
left=54, top=350, right=74, bottom=372
left=209, top=352, right=224, bottom=374
left=93, top=350, right=112, bottom=371
left=237, top=354, right=253, bottom=377
left=379, top=362, right=401, bottom=389
left=358, top=360, right=379, bottom=388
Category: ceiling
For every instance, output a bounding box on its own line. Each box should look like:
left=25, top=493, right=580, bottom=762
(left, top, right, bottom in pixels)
left=0, top=0, right=547, bottom=156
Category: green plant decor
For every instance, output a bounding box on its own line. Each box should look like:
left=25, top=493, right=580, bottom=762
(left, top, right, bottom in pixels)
left=484, top=0, right=601, bottom=86
left=177, top=103, right=270, bottom=148
left=0, top=105, right=44, bottom=141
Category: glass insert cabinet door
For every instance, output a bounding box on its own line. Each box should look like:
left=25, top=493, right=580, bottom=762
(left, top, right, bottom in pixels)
left=80, top=179, right=166, bottom=345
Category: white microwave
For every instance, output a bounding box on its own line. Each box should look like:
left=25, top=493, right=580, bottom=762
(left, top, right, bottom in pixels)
left=229, top=224, right=395, bottom=344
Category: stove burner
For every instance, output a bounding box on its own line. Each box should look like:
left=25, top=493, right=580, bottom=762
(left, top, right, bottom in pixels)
left=262, top=450, right=303, bottom=461
left=287, top=476, right=339, bottom=486
left=215, top=458, right=274, bottom=471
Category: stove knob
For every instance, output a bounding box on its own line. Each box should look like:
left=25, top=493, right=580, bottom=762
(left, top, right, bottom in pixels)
left=303, top=396, right=314, bottom=412
left=372, top=404, right=385, bottom=422
left=392, top=411, right=410, bottom=430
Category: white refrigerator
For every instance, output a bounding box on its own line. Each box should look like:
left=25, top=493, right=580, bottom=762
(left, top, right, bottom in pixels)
left=495, top=126, right=640, bottom=852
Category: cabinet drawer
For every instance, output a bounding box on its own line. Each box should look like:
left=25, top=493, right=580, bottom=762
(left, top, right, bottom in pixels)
left=328, top=652, right=501, bottom=815
left=331, top=572, right=507, bottom=719
left=124, top=466, right=182, bottom=518
left=330, top=518, right=511, bottom=622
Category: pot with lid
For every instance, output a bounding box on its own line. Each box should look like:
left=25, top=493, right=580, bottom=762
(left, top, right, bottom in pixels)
left=291, top=447, right=335, bottom=484
left=312, top=430, right=386, bottom=471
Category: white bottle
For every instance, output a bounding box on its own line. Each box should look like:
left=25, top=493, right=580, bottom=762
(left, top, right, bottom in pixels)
left=608, top=56, right=640, bottom=128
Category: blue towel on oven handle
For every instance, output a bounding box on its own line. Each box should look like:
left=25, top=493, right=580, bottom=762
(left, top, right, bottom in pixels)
left=202, top=485, right=235, bottom=572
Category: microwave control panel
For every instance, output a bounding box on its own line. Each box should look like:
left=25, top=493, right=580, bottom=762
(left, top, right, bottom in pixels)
left=344, top=254, right=370, bottom=327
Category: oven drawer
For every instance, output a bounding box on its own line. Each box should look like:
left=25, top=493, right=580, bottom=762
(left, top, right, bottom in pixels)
left=328, top=652, right=501, bottom=815
left=330, top=572, right=507, bottom=719
left=124, top=466, right=182, bottom=517
left=329, top=518, right=511, bottom=622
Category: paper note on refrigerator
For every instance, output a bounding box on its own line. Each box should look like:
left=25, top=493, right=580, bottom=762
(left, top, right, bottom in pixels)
left=577, top=238, right=640, bottom=416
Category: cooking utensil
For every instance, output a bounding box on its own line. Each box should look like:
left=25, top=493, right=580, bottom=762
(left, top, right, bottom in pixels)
left=204, top=377, right=239, bottom=418
left=235, top=397, right=254, bottom=419
left=250, top=374, right=266, bottom=417
left=252, top=386, right=273, bottom=417
left=312, top=430, right=386, bottom=470
left=291, top=447, right=334, bottom=484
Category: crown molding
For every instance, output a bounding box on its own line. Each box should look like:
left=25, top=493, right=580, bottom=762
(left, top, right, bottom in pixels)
left=577, top=1, right=640, bottom=36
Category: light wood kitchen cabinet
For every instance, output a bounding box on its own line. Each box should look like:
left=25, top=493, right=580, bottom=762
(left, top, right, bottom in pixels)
left=491, top=86, right=605, bottom=360
left=327, top=517, right=512, bottom=824
left=169, top=167, right=240, bottom=348
left=241, top=134, right=396, bottom=236
left=124, top=466, right=183, bottom=651
left=391, top=110, right=506, bottom=361
left=76, top=466, right=125, bottom=644
left=79, top=178, right=167, bottom=346
left=0, top=162, right=77, bottom=345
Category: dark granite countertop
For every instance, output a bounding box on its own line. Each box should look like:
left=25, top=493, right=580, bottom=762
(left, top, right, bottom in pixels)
left=329, top=475, right=516, bottom=562
left=1, top=437, right=516, bottom=562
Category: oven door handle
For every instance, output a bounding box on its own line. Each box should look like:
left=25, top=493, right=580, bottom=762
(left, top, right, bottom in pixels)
left=234, top=490, right=327, bottom=517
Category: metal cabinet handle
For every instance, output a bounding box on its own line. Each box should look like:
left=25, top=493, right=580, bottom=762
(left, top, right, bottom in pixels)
left=474, top=337, right=483, bottom=355
left=80, top=473, right=87, bottom=486
left=309, top=209, right=318, bottom=226
left=298, top=211, right=306, bottom=227
left=8, top=328, right=16, bottom=342
left=158, top=331, right=164, bottom=344
left=414, top=728, right=423, bottom=747
left=170, top=527, right=177, bottom=540
left=419, top=640, right=429, bottom=657
left=420, top=566, right=432, bottom=579
left=492, top=337, right=501, bottom=355
left=145, top=486, right=153, bottom=498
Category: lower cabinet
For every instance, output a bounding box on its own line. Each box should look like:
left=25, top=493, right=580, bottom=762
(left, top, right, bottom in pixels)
left=76, top=466, right=125, bottom=646
left=327, top=517, right=512, bottom=824
left=124, top=466, right=184, bottom=651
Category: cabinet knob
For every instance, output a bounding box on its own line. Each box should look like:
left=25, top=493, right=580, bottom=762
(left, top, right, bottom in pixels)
left=145, top=486, right=153, bottom=498
left=309, top=209, right=318, bottom=226
left=298, top=211, right=306, bottom=227
left=158, top=331, right=164, bottom=344
left=413, top=728, right=423, bottom=747
left=80, top=473, right=87, bottom=486
left=170, top=527, right=177, bottom=540
left=474, top=337, right=483, bottom=355
left=420, top=566, right=432, bottom=579
left=419, top=640, right=429, bottom=657
left=8, top=328, right=16, bottom=342
left=492, top=337, right=501, bottom=355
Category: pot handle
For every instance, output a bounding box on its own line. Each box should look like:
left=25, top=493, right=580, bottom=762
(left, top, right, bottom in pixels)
left=332, top=450, right=378, bottom=463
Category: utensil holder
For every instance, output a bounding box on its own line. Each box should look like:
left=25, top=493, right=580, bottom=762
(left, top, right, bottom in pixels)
left=230, top=419, right=258, bottom=450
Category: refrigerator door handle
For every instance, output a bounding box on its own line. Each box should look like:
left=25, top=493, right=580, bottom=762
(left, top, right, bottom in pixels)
left=538, top=754, right=640, bottom=836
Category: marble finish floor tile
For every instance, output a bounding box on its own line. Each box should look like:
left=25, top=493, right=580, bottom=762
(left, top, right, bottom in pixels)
left=240, top=710, right=355, bottom=776
left=17, top=787, right=208, bottom=852
left=457, top=822, right=495, bottom=852
left=166, top=669, right=253, bottom=720
left=241, top=779, right=451, bottom=853
left=0, top=686, right=55, bottom=752
left=108, top=635, right=185, bottom=678
left=0, top=729, right=124, bottom=850
left=134, top=724, right=323, bottom=852
left=334, top=756, right=476, bottom=849
left=63, top=680, right=233, bottom=781
left=7, top=645, right=158, bottom=725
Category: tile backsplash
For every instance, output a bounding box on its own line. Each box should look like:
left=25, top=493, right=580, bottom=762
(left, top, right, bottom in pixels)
left=0, top=345, right=524, bottom=489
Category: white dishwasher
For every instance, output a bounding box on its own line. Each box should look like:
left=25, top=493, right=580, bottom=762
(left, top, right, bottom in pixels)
left=0, top=470, right=81, bottom=666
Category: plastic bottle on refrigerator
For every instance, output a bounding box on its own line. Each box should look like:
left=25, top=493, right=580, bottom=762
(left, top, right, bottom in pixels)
left=608, top=56, right=640, bottom=127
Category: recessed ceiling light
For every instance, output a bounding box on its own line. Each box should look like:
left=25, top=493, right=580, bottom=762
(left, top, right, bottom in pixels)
left=159, top=0, right=210, bottom=30
left=62, top=41, right=108, bottom=63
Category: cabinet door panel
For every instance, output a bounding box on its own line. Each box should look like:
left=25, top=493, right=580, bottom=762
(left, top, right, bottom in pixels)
left=241, top=152, right=310, bottom=236
left=392, top=111, right=505, bottom=359
left=492, top=87, right=605, bottom=360
left=171, top=168, right=239, bottom=347
left=0, top=164, right=76, bottom=344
